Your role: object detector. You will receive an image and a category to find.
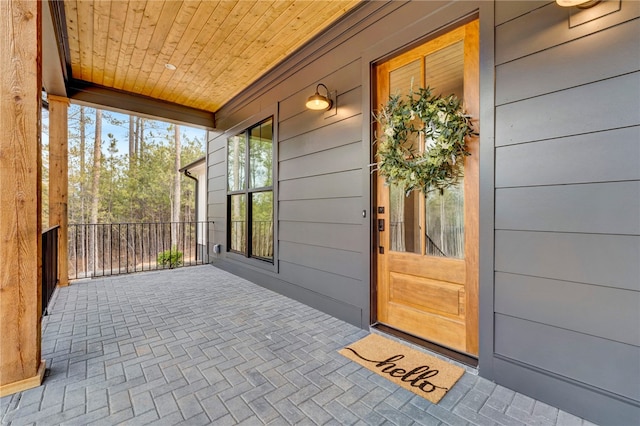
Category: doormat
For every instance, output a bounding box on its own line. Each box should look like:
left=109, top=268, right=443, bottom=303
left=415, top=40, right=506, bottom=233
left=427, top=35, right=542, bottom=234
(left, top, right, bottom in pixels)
left=339, top=334, right=465, bottom=404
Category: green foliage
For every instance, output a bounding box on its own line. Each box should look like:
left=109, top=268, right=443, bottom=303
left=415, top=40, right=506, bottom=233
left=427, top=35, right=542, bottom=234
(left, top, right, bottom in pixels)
left=373, top=87, right=476, bottom=195
left=66, top=106, right=206, bottom=225
left=157, top=248, right=183, bottom=268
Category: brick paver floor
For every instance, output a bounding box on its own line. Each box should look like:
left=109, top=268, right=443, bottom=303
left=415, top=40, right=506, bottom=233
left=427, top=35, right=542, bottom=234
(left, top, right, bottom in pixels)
left=0, top=265, right=597, bottom=425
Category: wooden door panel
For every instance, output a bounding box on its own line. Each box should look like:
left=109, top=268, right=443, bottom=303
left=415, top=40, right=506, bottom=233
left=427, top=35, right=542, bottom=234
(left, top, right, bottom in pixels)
left=387, top=252, right=465, bottom=284
left=375, top=19, right=479, bottom=356
left=389, top=272, right=464, bottom=316
left=387, top=304, right=466, bottom=350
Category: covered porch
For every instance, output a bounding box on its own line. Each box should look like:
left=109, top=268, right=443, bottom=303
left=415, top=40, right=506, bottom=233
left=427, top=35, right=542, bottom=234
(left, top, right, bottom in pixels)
left=0, top=0, right=360, bottom=396
left=0, top=265, right=590, bottom=425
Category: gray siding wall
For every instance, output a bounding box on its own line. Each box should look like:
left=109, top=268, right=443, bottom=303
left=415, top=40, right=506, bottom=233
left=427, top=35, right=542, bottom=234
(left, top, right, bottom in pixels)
left=493, top=2, right=640, bottom=424
left=206, top=0, right=639, bottom=423
left=206, top=0, right=487, bottom=329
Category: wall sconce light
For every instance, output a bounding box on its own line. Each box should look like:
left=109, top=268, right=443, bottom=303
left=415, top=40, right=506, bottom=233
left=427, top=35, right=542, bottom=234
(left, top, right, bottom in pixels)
left=306, top=83, right=333, bottom=111
left=556, top=0, right=600, bottom=8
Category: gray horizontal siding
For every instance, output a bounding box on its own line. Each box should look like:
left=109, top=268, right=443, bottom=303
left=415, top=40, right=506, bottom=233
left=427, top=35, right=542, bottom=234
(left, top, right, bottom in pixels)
left=207, top=132, right=227, bottom=254
left=495, top=182, right=640, bottom=235
left=279, top=170, right=362, bottom=201
left=279, top=221, right=362, bottom=252
left=207, top=203, right=225, bottom=220
left=216, top=259, right=363, bottom=327
left=279, top=198, right=363, bottom=225
left=495, top=1, right=547, bottom=26
left=495, top=272, right=640, bottom=346
left=496, top=71, right=640, bottom=146
left=279, top=261, right=365, bottom=308
left=279, top=241, right=363, bottom=281
left=495, top=230, right=640, bottom=291
left=279, top=141, right=362, bottom=181
left=207, top=165, right=223, bottom=179
left=496, top=18, right=640, bottom=105
left=208, top=175, right=226, bottom=192
left=279, top=114, right=361, bottom=161
left=205, top=0, right=379, bottom=327
left=492, top=357, right=640, bottom=426
left=495, top=1, right=640, bottom=65
left=494, top=5, right=640, bottom=417
left=208, top=147, right=226, bottom=167
left=495, top=126, right=640, bottom=187
left=495, top=314, right=640, bottom=401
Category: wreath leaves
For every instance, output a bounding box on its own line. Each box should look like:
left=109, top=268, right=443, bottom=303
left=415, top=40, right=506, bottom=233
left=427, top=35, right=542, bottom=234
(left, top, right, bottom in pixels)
left=373, top=87, right=476, bottom=195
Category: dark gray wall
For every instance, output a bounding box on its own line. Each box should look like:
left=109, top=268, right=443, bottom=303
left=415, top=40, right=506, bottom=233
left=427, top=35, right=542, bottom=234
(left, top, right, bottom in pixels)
left=492, top=2, right=640, bottom=424
left=206, top=1, right=640, bottom=424
left=206, top=0, right=487, bottom=330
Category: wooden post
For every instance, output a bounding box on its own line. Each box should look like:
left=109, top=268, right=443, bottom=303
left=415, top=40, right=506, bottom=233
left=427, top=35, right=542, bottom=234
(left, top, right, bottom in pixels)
left=0, top=0, right=46, bottom=396
left=48, top=95, right=70, bottom=287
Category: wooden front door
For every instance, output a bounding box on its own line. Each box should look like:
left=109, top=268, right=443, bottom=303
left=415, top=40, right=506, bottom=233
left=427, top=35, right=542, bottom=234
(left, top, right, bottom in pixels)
left=374, top=20, right=479, bottom=356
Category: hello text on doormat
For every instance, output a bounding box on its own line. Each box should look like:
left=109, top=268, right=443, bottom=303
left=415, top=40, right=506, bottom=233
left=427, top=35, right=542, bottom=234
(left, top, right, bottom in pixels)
left=339, top=334, right=465, bottom=404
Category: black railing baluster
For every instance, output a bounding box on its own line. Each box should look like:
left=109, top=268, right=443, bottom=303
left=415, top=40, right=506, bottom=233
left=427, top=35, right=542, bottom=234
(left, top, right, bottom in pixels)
left=118, top=224, right=121, bottom=274
left=126, top=223, right=129, bottom=273
left=101, top=224, right=105, bottom=277
left=132, top=223, right=135, bottom=272
left=110, top=224, right=113, bottom=276
left=182, top=222, right=186, bottom=266
left=74, top=225, right=78, bottom=280
left=141, top=223, right=145, bottom=272
left=86, top=224, right=90, bottom=277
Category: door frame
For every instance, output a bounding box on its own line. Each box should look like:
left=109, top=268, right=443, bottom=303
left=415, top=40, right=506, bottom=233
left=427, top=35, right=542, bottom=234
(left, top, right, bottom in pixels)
left=372, top=17, right=479, bottom=361
left=361, top=7, right=496, bottom=373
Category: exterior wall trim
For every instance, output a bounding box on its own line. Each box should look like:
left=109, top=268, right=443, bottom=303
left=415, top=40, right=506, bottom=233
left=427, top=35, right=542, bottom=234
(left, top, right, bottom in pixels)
left=477, top=0, right=496, bottom=380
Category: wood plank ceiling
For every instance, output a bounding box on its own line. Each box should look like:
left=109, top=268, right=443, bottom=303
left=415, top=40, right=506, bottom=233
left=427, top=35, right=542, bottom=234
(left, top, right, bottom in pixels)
left=62, top=0, right=361, bottom=113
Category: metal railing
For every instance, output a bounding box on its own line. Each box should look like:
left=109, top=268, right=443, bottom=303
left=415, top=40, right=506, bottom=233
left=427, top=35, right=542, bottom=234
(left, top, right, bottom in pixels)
left=68, top=221, right=214, bottom=280
left=42, top=225, right=59, bottom=315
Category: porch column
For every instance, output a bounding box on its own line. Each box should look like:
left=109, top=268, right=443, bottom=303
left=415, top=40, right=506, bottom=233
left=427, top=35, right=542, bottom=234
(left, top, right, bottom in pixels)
left=0, top=0, right=46, bottom=396
left=48, top=95, right=70, bottom=287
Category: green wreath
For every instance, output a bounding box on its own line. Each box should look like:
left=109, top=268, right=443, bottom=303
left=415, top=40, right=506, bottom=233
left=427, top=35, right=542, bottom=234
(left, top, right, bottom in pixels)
left=373, top=87, right=476, bottom=195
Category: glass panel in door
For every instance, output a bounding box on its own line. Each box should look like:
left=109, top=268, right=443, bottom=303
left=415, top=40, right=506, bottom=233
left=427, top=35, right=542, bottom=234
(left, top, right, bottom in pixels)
left=423, top=40, right=465, bottom=259
left=388, top=60, right=422, bottom=254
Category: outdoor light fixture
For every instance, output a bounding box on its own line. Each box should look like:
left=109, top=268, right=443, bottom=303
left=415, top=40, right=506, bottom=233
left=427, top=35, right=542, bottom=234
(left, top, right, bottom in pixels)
left=306, top=83, right=333, bottom=111
left=556, top=0, right=600, bottom=8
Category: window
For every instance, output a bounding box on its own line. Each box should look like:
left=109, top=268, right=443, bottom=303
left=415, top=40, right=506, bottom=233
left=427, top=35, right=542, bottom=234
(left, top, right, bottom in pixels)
left=227, top=117, right=274, bottom=261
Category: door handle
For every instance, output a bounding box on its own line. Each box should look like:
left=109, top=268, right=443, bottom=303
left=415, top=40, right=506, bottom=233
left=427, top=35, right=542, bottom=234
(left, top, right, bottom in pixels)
left=377, top=218, right=385, bottom=254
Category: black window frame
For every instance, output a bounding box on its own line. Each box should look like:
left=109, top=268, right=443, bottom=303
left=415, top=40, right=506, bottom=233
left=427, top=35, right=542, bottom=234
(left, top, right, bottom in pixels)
left=226, top=116, right=274, bottom=263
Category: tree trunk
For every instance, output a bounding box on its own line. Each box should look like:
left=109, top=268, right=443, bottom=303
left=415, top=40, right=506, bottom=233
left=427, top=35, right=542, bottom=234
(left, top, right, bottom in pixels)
left=89, top=109, right=102, bottom=275
left=128, top=114, right=135, bottom=167
left=134, top=116, right=139, bottom=159
left=171, top=125, right=181, bottom=247
left=138, top=118, right=144, bottom=159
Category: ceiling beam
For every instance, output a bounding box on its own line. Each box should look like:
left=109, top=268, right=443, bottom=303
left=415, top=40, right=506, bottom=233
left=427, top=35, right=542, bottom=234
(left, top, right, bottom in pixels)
left=66, top=79, right=216, bottom=130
